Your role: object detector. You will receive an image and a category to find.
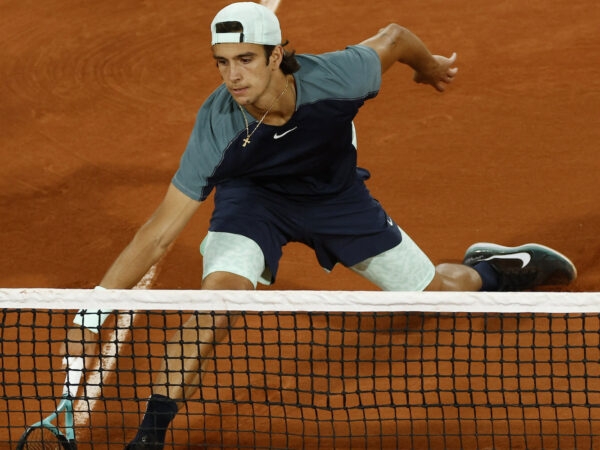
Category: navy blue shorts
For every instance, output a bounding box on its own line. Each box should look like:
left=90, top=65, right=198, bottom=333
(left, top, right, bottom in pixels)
left=208, top=176, right=402, bottom=283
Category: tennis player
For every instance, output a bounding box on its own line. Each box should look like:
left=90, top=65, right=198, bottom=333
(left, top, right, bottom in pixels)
left=64, top=3, right=576, bottom=448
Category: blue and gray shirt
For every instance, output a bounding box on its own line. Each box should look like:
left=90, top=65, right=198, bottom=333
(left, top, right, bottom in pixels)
left=172, top=44, right=381, bottom=201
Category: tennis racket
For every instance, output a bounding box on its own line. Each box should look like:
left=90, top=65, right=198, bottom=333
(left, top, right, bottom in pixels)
left=16, top=357, right=84, bottom=450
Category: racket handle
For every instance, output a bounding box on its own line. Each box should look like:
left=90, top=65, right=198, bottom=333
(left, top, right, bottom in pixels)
left=61, top=356, right=85, bottom=398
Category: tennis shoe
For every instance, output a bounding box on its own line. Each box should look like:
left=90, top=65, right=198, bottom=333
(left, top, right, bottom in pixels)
left=125, top=432, right=164, bottom=450
left=463, top=242, right=577, bottom=291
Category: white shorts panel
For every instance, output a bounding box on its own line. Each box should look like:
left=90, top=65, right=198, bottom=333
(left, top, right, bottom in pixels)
left=200, top=232, right=272, bottom=287
left=349, top=227, right=435, bottom=291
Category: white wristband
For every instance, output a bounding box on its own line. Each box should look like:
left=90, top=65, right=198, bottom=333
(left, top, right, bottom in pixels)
left=72, top=286, right=113, bottom=333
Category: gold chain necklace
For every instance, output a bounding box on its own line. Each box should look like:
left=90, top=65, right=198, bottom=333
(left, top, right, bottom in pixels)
left=238, top=77, right=290, bottom=148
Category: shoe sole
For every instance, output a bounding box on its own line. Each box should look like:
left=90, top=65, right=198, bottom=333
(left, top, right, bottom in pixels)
left=464, top=242, right=578, bottom=281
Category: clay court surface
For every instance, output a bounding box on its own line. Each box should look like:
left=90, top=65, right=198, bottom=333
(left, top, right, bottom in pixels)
left=1, top=0, right=599, bottom=448
left=2, top=0, right=599, bottom=292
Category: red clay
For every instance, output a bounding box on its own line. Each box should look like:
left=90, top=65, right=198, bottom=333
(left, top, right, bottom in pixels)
left=1, top=0, right=599, bottom=448
left=1, top=0, right=598, bottom=291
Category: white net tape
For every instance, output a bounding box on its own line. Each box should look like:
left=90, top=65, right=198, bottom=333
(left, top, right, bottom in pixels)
left=0, top=288, right=598, bottom=312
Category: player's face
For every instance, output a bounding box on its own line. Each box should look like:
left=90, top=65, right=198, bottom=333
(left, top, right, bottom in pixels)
left=212, top=43, right=280, bottom=107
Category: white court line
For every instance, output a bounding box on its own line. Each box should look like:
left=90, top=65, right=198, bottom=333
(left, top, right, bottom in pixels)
left=74, top=265, right=158, bottom=424
left=73, top=0, right=283, bottom=426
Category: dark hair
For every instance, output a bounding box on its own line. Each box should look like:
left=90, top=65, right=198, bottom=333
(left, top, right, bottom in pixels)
left=215, top=21, right=300, bottom=74
left=265, top=43, right=301, bottom=75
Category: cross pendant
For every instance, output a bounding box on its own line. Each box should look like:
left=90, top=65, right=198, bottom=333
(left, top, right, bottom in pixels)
left=242, top=137, right=251, bottom=147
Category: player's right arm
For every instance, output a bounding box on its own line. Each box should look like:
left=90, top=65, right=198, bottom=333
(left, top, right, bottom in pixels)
left=63, top=182, right=201, bottom=358
left=98, top=182, right=201, bottom=289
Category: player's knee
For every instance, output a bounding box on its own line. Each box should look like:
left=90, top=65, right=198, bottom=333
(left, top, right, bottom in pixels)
left=202, top=270, right=255, bottom=290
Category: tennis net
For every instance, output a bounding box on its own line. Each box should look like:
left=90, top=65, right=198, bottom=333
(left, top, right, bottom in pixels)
left=1, top=289, right=599, bottom=449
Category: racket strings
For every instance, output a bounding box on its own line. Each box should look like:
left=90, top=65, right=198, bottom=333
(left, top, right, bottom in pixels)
left=20, top=427, right=66, bottom=450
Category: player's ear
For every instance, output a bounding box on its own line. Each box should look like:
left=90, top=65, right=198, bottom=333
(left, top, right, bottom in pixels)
left=268, top=45, right=284, bottom=69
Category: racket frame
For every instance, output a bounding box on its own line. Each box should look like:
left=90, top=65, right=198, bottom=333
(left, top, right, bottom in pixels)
left=16, top=395, right=75, bottom=449
left=16, top=356, right=84, bottom=450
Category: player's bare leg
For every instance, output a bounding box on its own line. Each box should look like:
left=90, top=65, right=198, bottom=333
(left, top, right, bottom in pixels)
left=202, top=271, right=255, bottom=290
left=155, top=271, right=250, bottom=399
left=126, top=271, right=251, bottom=449
left=426, top=263, right=482, bottom=291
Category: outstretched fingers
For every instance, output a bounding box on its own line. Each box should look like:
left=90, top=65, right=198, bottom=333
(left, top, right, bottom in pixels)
left=434, top=52, right=458, bottom=92
left=415, top=52, right=458, bottom=92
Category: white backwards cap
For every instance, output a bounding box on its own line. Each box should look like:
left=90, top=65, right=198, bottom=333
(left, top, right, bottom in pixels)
left=211, top=2, right=282, bottom=46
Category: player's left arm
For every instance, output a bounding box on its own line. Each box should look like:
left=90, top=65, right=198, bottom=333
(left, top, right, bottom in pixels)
left=359, top=23, right=457, bottom=92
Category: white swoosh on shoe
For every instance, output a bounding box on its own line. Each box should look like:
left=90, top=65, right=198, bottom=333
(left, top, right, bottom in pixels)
left=483, top=252, right=532, bottom=269
left=273, top=126, right=298, bottom=140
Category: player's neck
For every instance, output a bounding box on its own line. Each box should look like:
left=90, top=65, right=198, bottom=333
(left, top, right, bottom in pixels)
left=247, top=75, right=295, bottom=126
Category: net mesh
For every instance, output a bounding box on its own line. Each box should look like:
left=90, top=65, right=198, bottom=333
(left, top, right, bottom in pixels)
left=1, top=289, right=599, bottom=449
left=18, top=427, right=66, bottom=450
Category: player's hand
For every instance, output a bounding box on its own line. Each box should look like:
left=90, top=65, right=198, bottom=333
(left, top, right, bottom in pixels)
left=60, top=326, right=100, bottom=360
left=413, top=52, right=458, bottom=92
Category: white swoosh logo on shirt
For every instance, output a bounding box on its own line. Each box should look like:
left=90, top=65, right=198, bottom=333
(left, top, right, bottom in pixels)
left=273, top=126, right=298, bottom=140
left=483, top=252, right=532, bottom=268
